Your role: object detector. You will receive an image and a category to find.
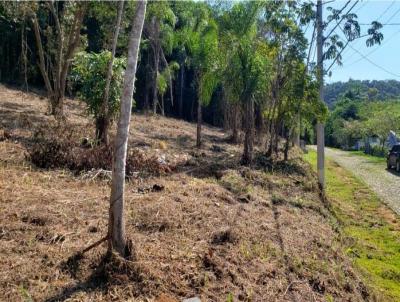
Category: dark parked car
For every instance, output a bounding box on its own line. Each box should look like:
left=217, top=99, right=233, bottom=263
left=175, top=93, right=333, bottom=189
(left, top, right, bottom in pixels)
left=387, top=144, right=400, bottom=172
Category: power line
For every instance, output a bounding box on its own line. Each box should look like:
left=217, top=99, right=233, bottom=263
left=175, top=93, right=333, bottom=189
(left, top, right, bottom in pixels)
left=358, top=23, right=400, bottom=26
left=354, top=0, right=367, bottom=13
left=324, top=0, right=359, bottom=41
left=323, top=0, right=362, bottom=64
left=376, top=1, right=395, bottom=20
left=333, top=2, right=400, bottom=69
left=325, top=0, right=351, bottom=27
left=335, top=25, right=400, bottom=78
left=347, top=44, right=400, bottom=78
left=344, top=27, right=400, bottom=67
left=385, top=6, right=400, bottom=24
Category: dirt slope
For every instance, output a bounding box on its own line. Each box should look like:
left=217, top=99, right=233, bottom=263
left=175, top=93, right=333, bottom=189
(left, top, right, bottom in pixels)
left=0, top=85, right=372, bottom=301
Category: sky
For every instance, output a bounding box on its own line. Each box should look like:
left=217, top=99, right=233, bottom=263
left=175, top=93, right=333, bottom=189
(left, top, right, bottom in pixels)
left=311, top=0, right=400, bottom=83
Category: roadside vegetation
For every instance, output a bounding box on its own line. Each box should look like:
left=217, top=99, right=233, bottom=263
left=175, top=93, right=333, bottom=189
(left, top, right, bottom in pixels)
left=305, top=150, right=400, bottom=301
left=325, top=90, right=400, bottom=156
left=346, top=151, right=387, bottom=164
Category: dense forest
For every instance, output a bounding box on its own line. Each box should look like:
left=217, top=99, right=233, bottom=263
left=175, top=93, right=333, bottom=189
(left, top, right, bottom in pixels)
left=0, top=0, right=337, bottom=163
left=324, top=79, right=400, bottom=108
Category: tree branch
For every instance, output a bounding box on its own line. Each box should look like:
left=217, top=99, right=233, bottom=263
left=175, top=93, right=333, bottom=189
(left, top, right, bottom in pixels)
left=323, top=0, right=359, bottom=42
left=31, top=13, right=53, bottom=98
left=48, top=1, right=64, bottom=95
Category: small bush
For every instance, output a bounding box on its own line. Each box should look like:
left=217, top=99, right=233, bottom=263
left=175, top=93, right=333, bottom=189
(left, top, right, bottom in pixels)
left=369, top=145, right=387, bottom=157
left=70, top=51, right=126, bottom=121
left=28, top=123, right=171, bottom=177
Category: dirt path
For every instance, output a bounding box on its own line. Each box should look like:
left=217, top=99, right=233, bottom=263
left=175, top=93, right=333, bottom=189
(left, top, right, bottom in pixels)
left=312, top=146, right=400, bottom=215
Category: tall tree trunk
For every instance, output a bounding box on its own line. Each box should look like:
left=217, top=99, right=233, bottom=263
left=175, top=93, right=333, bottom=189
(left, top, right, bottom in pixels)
left=266, top=101, right=278, bottom=157
left=161, top=94, right=165, bottom=116
left=294, top=113, right=300, bottom=147
left=284, top=127, right=291, bottom=161
left=242, top=98, right=254, bottom=165
left=273, top=119, right=281, bottom=156
left=160, top=49, right=173, bottom=109
left=143, top=54, right=150, bottom=112
left=98, top=0, right=124, bottom=145
left=31, top=3, right=86, bottom=118
left=179, top=61, right=184, bottom=118
left=196, top=99, right=202, bottom=148
left=50, top=93, right=64, bottom=116
left=266, top=84, right=278, bottom=156
left=152, top=44, right=160, bottom=115
left=152, top=50, right=159, bottom=115
left=57, top=3, right=86, bottom=118
left=31, top=14, right=54, bottom=104
left=21, top=22, right=29, bottom=92
left=232, top=102, right=239, bottom=143
left=108, top=0, right=146, bottom=257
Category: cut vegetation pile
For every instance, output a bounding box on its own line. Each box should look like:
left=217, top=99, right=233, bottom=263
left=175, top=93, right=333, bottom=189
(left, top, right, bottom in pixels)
left=0, top=86, right=377, bottom=301
left=28, top=122, right=172, bottom=177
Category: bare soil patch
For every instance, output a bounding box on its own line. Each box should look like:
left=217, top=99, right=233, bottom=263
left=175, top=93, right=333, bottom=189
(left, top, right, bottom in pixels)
left=0, top=85, right=372, bottom=301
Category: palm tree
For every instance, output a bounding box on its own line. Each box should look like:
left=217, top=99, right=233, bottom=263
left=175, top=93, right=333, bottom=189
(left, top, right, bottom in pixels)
left=218, top=2, right=268, bottom=164
left=186, top=4, right=219, bottom=148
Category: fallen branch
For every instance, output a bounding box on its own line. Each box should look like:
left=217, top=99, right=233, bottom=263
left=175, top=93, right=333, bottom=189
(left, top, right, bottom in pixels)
left=283, top=280, right=307, bottom=297
left=79, top=235, right=108, bottom=255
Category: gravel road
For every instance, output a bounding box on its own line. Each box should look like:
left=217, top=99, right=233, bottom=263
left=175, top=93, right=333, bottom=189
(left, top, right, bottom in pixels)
left=311, top=147, right=400, bottom=215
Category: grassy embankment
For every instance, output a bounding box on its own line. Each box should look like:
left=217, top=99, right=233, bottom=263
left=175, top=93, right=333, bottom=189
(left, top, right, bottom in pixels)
left=304, top=150, right=400, bottom=301
left=347, top=151, right=387, bottom=164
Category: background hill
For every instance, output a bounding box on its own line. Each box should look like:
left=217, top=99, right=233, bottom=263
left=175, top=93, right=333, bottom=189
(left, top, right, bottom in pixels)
left=324, top=79, right=400, bottom=108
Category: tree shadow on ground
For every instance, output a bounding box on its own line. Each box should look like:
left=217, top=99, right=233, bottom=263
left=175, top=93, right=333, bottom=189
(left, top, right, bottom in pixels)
left=45, top=252, right=151, bottom=302
left=387, top=168, right=400, bottom=177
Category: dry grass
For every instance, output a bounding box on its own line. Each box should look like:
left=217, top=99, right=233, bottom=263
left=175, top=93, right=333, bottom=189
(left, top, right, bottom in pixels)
left=0, top=85, right=371, bottom=301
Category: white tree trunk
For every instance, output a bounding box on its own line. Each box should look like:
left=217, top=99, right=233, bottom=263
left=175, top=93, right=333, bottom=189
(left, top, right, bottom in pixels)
left=108, top=0, right=147, bottom=257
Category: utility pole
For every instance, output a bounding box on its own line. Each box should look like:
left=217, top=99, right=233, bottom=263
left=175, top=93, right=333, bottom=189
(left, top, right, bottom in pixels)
left=316, top=0, right=325, bottom=188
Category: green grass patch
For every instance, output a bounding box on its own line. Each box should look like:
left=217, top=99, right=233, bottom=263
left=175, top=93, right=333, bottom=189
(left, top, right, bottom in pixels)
left=347, top=150, right=387, bottom=164
left=304, top=150, right=400, bottom=301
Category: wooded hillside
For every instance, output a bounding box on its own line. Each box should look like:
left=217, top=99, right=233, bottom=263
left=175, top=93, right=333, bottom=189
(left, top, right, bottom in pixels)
left=324, top=79, right=400, bottom=108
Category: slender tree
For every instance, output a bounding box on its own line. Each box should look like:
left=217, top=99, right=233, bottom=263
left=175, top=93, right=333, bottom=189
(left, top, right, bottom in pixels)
left=108, top=0, right=147, bottom=257
left=219, top=2, right=267, bottom=163
left=183, top=4, right=219, bottom=148
left=29, top=1, right=87, bottom=117
left=97, top=0, right=124, bottom=145
left=143, top=2, right=176, bottom=115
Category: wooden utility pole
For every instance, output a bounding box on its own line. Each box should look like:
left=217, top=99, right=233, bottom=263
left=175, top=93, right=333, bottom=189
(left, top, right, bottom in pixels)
left=316, top=0, right=325, bottom=188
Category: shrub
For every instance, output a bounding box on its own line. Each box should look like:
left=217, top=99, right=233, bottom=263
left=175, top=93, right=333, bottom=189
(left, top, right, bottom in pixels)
left=28, top=123, right=171, bottom=177
left=364, top=145, right=388, bottom=157
left=70, top=51, right=127, bottom=144
left=71, top=51, right=126, bottom=121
